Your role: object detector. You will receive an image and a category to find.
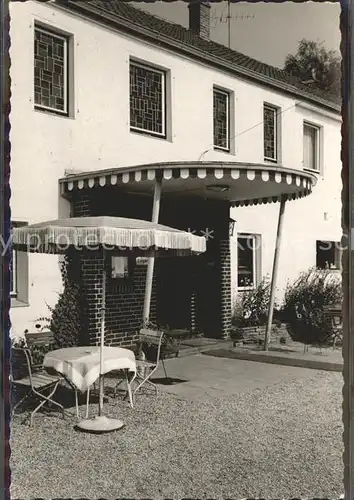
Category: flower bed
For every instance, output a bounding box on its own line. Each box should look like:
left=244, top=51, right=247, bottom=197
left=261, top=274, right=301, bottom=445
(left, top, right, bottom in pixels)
left=230, top=323, right=291, bottom=346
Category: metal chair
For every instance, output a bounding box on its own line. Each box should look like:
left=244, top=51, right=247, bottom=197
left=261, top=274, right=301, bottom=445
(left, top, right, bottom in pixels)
left=112, top=369, right=135, bottom=408
left=25, top=330, right=82, bottom=418
left=11, top=347, right=65, bottom=426
left=85, top=368, right=134, bottom=416
left=132, top=328, right=167, bottom=399
left=324, top=305, right=343, bottom=349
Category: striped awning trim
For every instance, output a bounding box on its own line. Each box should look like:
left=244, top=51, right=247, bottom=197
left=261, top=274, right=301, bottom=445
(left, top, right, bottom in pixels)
left=60, top=164, right=316, bottom=206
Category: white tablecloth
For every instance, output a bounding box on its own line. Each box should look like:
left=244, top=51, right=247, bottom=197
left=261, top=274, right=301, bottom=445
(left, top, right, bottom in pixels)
left=43, top=346, right=136, bottom=392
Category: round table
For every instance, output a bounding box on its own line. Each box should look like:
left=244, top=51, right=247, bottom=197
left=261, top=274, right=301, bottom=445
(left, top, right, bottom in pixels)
left=43, top=346, right=136, bottom=393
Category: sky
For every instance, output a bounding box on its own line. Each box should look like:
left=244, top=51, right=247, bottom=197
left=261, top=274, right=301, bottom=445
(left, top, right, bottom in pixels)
left=131, top=1, right=341, bottom=69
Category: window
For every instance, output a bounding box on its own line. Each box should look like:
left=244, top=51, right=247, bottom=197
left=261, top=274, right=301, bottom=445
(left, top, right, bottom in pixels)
left=111, top=256, right=129, bottom=279
left=10, top=246, right=17, bottom=297
left=303, top=122, right=320, bottom=171
left=316, top=240, right=341, bottom=270
left=213, top=88, right=230, bottom=151
left=10, top=222, right=29, bottom=306
left=237, top=234, right=260, bottom=289
left=263, top=104, right=278, bottom=162
left=129, top=61, right=166, bottom=137
left=34, top=26, right=69, bottom=115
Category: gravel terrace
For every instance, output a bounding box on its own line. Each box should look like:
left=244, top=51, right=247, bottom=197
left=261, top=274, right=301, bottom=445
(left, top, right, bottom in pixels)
left=10, top=363, right=343, bottom=499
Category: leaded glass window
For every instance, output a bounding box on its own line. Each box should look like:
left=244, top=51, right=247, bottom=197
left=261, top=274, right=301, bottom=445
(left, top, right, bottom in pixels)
left=213, top=89, right=230, bottom=151
left=263, top=104, right=277, bottom=161
left=130, top=62, right=165, bottom=137
left=34, top=27, right=68, bottom=114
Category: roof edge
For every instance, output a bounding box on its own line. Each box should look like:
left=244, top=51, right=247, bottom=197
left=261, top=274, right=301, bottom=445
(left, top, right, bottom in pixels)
left=51, top=0, right=340, bottom=114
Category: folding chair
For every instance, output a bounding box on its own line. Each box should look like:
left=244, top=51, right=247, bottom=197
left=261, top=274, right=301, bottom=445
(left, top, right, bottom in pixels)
left=11, top=347, right=65, bottom=426
left=133, top=328, right=167, bottom=399
left=324, top=305, right=343, bottom=349
left=110, top=369, right=134, bottom=408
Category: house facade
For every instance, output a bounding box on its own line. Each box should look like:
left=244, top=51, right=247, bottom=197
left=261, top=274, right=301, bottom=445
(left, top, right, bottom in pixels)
left=9, top=0, right=341, bottom=342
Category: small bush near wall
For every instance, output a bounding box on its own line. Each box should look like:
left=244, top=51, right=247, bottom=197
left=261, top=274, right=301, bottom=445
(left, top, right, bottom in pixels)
left=231, top=276, right=277, bottom=328
left=231, top=277, right=289, bottom=345
left=282, top=267, right=342, bottom=345
left=48, top=251, right=88, bottom=348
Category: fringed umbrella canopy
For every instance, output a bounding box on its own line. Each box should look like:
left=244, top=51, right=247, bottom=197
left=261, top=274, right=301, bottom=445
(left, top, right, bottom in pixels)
left=12, top=216, right=206, bottom=255
left=11, top=216, right=206, bottom=433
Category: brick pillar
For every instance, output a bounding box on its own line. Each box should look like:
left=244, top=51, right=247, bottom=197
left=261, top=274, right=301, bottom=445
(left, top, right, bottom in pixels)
left=220, top=238, right=232, bottom=338
left=70, top=191, right=100, bottom=344
left=190, top=291, right=196, bottom=332
left=218, top=203, right=232, bottom=339
left=67, top=190, right=158, bottom=345
left=81, top=249, right=105, bottom=345
left=71, top=191, right=91, bottom=217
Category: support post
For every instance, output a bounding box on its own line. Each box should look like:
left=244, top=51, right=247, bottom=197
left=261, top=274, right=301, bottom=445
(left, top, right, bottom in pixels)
left=264, top=197, right=286, bottom=351
left=143, top=178, right=162, bottom=324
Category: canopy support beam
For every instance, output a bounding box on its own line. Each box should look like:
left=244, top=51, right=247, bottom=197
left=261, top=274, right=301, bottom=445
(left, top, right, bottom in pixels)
left=264, top=196, right=286, bottom=351
left=143, top=177, right=162, bottom=324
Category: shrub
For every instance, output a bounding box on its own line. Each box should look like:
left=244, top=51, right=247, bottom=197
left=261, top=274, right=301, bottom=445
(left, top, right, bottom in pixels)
left=48, top=250, right=89, bottom=348
left=232, top=276, right=278, bottom=327
left=282, top=267, right=342, bottom=345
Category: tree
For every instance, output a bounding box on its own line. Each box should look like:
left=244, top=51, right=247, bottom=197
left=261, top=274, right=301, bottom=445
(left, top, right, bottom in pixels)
left=284, top=39, right=341, bottom=97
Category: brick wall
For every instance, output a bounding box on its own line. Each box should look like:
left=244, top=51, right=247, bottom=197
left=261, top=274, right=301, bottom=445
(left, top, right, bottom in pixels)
left=188, top=1, right=210, bottom=41
left=231, top=324, right=292, bottom=346
left=71, top=190, right=156, bottom=346
left=220, top=238, right=232, bottom=338
left=218, top=204, right=232, bottom=339
left=68, top=189, right=232, bottom=344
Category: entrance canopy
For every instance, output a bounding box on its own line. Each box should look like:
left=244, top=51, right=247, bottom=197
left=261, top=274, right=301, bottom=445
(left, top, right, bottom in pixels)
left=60, top=161, right=317, bottom=207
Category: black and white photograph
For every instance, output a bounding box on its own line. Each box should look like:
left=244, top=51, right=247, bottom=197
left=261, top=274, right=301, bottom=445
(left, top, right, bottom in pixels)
left=5, top=0, right=348, bottom=498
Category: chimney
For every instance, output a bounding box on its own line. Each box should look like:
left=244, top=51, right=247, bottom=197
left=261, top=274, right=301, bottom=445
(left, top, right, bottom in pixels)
left=188, top=1, right=211, bottom=41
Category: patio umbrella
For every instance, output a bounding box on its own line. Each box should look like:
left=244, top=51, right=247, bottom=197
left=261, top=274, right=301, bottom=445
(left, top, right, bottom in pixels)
left=12, top=216, right=206, bottom=432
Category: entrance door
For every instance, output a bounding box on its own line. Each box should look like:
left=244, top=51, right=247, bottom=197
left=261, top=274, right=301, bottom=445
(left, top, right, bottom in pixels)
left=156, top=259, right=192, bottom=331
left=196, top=260, right=220, bottom=337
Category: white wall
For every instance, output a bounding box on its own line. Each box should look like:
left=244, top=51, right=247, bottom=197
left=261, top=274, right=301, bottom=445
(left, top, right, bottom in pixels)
left=9, top=1, right=342, bottom=335
left=231, top=105, right=342, bottom=305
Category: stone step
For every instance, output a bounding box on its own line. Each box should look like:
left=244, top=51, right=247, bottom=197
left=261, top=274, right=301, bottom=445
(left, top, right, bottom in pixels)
left=176, top=339, right=234, bottom=358
left=179, top=338, right=221, bottom=347
left=177, top=346, right=201, bottom=357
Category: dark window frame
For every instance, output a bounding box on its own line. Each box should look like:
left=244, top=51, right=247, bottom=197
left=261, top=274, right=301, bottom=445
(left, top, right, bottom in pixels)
left=34, top=24, right=70, bottom=116
left=129, top=60, right=167, bottom=139
left=237, top=234, right=257, bottom=290
left=303, top=121, right=320, bottom=172
left=213, top=87, right=230, bottom=152
left=263, top=103, right=279, bottom=162
left=316, top=240, right=341, bottom=270
left=10, top=221, right=29, bottom=306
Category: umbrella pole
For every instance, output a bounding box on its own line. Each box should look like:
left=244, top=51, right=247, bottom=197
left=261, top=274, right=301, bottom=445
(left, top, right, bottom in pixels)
left=76, top=249, right=124, bottom=433
left=99, top=254, right=106, bottom=416
left=143, top=177, right=162, bottom=324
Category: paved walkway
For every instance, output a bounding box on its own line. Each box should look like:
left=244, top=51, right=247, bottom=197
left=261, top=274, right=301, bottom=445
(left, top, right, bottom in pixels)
left=152, top=353, right=322, bottom=400
left=176, top=337, right=343, bottom=372
left=204, top=343, right=343, bottom=372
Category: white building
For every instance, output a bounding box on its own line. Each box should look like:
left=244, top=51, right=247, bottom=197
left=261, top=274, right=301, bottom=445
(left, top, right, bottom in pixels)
left=9, top=0, right=341, bottom=341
